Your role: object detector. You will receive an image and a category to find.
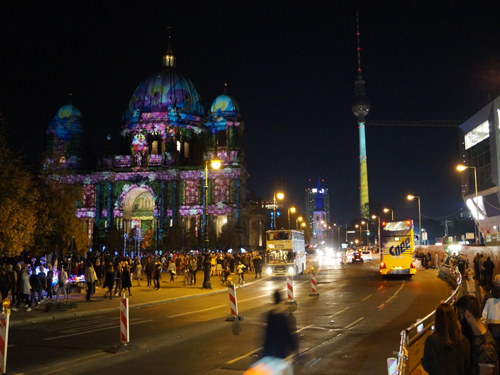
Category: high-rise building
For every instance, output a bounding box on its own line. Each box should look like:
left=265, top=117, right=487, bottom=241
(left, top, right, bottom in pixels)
left=304, top=179, right=330, bottom=231
left=351, top=13, right=371, bottom=219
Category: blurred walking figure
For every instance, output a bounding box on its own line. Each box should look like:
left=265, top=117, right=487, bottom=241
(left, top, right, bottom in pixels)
left=55, top=267, right=68, bottom=303
left=103, top=264, right=115, bottom=300
left=262, top=290, right=298, bottom=359
left=119, top=265, right=133, bottom=296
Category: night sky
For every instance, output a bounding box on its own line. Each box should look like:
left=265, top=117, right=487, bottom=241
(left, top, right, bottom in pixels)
left=2, top=1, right=500, bottom=227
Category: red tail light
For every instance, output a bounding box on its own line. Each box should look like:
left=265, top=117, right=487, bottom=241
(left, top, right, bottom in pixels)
left=380, top=262, right=386, bottom=269
left=411, top=261, right=416, bottom=268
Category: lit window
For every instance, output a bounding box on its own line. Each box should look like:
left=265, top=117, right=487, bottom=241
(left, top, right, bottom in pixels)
left=465, top=120, right=489, bottom=150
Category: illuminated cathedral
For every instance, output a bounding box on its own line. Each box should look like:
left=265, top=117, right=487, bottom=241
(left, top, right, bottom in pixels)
left=46, top=36, right=249, bottom=250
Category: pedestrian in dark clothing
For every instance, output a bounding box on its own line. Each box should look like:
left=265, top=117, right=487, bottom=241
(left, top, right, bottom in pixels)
left=425, top=252, right=431, bottom=270
left=262, top=290, right=298, bottom=359
left=253, top=256, right=263, bottom=279
left=421, top=303, right=470, bottom=375
left=119, top=265, right=132, bottom=296
left=145, top=260, right=153, bottom=286
left=483, top=257, right=495, bottom=290
left=7, top=265, right=17, bottom=304
left=0, top=268, right=10, bottom=301
left=103, top=264, right=114, bottom=300
left=153, top=262, right=161, bottom=289
left=46, top=265, right=54, bottom=300
left=29, top=269, right=41, bottom=308
left=175, top=256, right=182, bottom=277
left=38, top=266, right=46, bottom=302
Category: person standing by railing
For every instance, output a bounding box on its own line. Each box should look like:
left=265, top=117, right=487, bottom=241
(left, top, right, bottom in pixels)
left=421, top=303, right=470, bottom=375
left=456, top=295, right=498, bottom=375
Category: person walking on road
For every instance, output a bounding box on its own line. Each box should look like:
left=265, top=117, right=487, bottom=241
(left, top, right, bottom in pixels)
left=84, top=262, right=96, bottom=302
left=253, top=255, right=263, bottom=279
left=55, top=267, right=68, bottom=303
left=12, top=267, right=31, bottom=311
left=421, top=303, right=470, bottom=375
left=167, top=261, right=176, bottom=282
left=153, top=262, right=162, bottom=289
left=46, top=265, right=54, bottom=300
left=481, top=275, right=500, bottom=350
left=262, top=290, right=298, bottom=359
left=145, top=259, right=153, bottom=286
left=190, top=257, right=198, bottom=285
left=119, top=265, right=132, bottom=296
left=133, top=261, right=142, bottom=287
left=103, top=264, right=115, bottom=300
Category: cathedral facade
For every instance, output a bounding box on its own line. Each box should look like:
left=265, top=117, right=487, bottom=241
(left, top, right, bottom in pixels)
left=46, top=39, right=249, bottom=251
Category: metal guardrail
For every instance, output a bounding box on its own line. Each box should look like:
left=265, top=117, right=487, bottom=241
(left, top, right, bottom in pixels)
left=395, top=264, right=462, bottom=375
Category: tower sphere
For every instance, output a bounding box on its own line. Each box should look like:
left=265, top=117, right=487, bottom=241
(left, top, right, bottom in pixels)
left=351, top=95, right=371, bottom=118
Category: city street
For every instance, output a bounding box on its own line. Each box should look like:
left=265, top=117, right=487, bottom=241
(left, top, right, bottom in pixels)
left=5, top=259, right=451, bottom=375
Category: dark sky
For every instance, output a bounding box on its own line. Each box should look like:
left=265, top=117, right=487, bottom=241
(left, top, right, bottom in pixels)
left=2, top=1, right=500, bottom=226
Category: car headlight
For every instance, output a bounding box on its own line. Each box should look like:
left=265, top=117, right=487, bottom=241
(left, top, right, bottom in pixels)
left=266, top=267, right=272, bottom=275
left=288, top=267, right=294, bottom=275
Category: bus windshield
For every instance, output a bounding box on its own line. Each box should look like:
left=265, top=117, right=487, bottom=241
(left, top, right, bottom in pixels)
left=267, top=231, right=291, bottom=241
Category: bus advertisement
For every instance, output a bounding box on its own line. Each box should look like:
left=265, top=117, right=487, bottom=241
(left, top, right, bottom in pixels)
left=380, top=220, right=416, bottom=277
left=265, top=230, right=306, bottom=277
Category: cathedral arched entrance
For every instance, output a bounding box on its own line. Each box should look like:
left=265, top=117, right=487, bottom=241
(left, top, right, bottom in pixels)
left=121, top=187, right=156, bottom=237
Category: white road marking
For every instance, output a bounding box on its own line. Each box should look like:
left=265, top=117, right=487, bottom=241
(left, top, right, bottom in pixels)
left=331, top=307, right=349, bottom=317
left=167, top=305, right=225, bottom=318
left=345, top=317, right=364, bottom=329
left=227, top=347, right=263, bottom=364
left=378, top=303, right=386, bottom=309
left=377, top=285, right=383, bottom=290
left=295, top=324, right=314, bottom=333
left=239, top=294, right=271, bottom=303
left=385, top=281, right=405, bottom=304
left=43, top=320, right=154, bottom=340
left=362, top=294, right=372, bottom=301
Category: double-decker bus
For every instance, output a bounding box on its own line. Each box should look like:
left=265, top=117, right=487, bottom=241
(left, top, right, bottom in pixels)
left=265, top=230, right=306, bottom=277
left=380, top=220, right=416, bottom=277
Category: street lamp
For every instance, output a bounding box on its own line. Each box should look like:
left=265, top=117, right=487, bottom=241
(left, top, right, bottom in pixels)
left=361, top=220, right=369, bottom=247
left=203, top=157, right=222, bottom=289
left=296, top=216, right=303, bottom=230
left=383, top=208, right=394, bottom=221
left=288, top=206, right=296, bottom=229
left=407, top=195, right=421, bottom=246
left=371, top=215, right=380, bottom=252
left=355, top=224, right=361, bottom=245
left=334, top=223, right=341, bottom=250
left=457, top=164, right=480, bottom=244
left=273, top=192, right=284, bottom=230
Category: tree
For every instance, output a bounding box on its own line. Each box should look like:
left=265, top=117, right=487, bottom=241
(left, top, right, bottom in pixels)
left=104, top=227, right=123, bottom=254
left=0, top=113, right=39, bottom=257
left=33, top=155, right=88, bottom=256
left=185, top=223, right=199, bottom=250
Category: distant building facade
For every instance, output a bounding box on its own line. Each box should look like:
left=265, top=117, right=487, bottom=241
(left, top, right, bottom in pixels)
left=304, top=180, right=330, bottom=231
left=459, top=95, right=500, bottom=245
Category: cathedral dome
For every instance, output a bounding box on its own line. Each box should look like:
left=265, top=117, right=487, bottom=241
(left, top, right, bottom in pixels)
left=56, top=104, right=82, bottom=120
left=211, top=93, right=240, bottom=116
left=125, top=67, right=204, bottom=120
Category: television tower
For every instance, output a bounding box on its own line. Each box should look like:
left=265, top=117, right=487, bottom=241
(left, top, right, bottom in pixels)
left=351, top=13, right=371, bottom=219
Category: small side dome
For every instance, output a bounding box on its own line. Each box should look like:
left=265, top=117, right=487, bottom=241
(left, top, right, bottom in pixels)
left=211, top=93, right=240, bottom=116
left=56, top=104, right=83, bottom=120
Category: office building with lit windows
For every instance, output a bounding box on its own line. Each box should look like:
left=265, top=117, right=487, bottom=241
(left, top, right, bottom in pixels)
left=459, top=96, right=500, bottom=244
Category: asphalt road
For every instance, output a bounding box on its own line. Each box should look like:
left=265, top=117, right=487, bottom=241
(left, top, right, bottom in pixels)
left=6, top=258, right=451, bottom=375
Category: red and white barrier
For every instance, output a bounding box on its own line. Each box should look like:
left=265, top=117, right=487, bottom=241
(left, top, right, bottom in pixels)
left=287, top=276, right=294, bottom=300
left=309, top=272, right=319, bottom=296
left=0, top=314, right=10, bottom=373
left=120, top=296, right=129, bottom=345
left=229, top=284, right=238, bottom=316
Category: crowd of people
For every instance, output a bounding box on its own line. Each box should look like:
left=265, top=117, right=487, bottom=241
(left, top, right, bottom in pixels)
left=0, top=249, right=268, bottom=311
left=422, top=252, right=500, bottom=375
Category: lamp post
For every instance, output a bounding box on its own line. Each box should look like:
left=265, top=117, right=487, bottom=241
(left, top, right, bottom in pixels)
left=383, top=208, right=394, bottom=221
left=334, top=224, right=341, bottom=250
left=457, top=165, right=480, bottom=244
left=273, top=192, right=284, bottom=229
left=371, top=215, right=380, bottom=252
left=407, top=195, right=421, bottom=245
left=355, top=224, right=361, bottom=245
left=288, top=206, right=296, bottom=229
left=361, top=220, right=369, bottom=247
left=296, top=216, right=303, bottom=230
left=203, top=157, right=222, bottom=289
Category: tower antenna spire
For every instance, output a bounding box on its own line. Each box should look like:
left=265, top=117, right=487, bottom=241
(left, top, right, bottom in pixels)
left=163, top=25, right=176, bottom=68
left=356, top=12, right=363, bottom=79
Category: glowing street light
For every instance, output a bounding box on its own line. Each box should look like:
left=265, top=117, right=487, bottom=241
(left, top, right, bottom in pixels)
left=383, top=208, right=394, bottom=221
left=407, top=195, right=421, bottom=246
left=371, top=215, right=380, bottom=252
left=203, top=156, right=222, bottom=289
left=296, top=216, right=303, bottom=229
left=288, top=206, right=296, bottom=229
left=273, top=192, right=284, bottom=229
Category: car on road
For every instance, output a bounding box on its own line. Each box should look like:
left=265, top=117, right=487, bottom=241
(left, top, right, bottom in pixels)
left=362, top=250, right=372, bottom=261
left=351, top=251, right=364, bottom=263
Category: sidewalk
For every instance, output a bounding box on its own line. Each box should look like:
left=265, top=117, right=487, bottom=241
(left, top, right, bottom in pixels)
left=9, top=271, right=268, bottom=326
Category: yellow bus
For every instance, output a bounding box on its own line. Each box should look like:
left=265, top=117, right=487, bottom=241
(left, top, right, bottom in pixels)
left=380, top=220, right=416, bottom=277
left=265, top=230, right=306, bottom=277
